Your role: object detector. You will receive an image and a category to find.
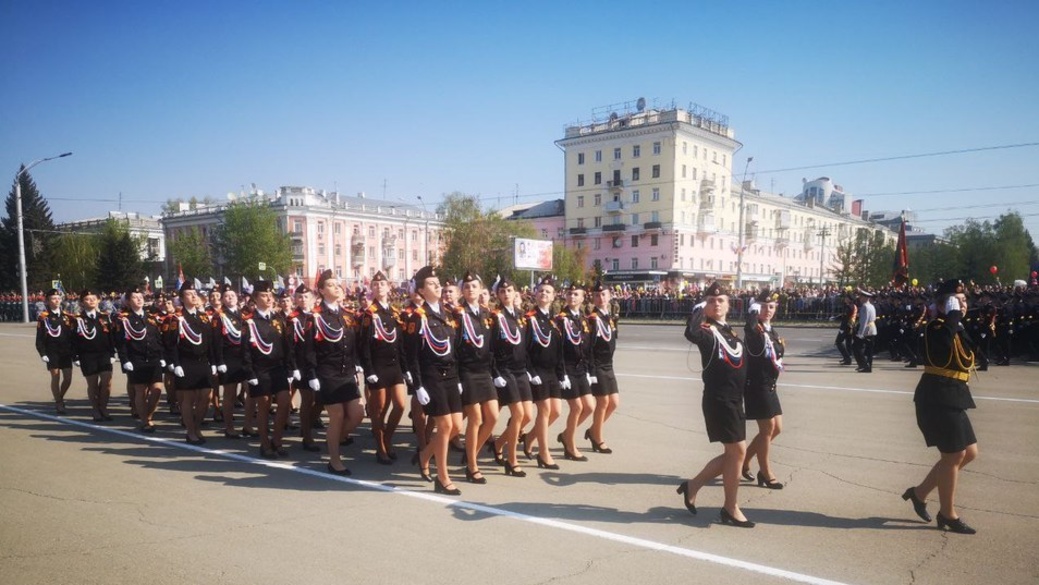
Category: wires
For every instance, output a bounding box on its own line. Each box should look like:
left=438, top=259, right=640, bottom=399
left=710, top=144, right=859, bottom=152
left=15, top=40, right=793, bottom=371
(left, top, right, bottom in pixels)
left=753, top=142, right=1039, bottom=175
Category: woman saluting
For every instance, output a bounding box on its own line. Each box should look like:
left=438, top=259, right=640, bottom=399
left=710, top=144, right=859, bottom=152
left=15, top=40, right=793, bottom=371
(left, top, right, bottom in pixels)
left=741, top=289, right=786, bottom=489
left=678, top=282, right=754, bottom=528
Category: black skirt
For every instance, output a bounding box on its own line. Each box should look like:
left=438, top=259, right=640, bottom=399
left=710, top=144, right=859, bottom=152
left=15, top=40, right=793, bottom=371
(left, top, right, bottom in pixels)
left=460, top=369, right=496, bottom=406
left=561, top=371, right=592, bottom=400
left=916, top=403, right=977, bottom=453
left=218, top=355, right=250, bottom=384
left=127, top=361, right=163, bottom=385
left=591, top=367, right=619, bottom=397
left=421, top=367, right=462, bottom=416
left=319, top=375, right=361, bottom=405
left=530, top=367, right=562, bottom=401
left=78, top=353, right=113, bottom=376
left=369, top=362, right=405, bottom=389
left=174, top=358, right=212, bottom=391
left=44, top=352, right=73, bottom=370
left=702, top=392, right=746, bottom=444
left=497, top=371, right=533, bottom=405
left=744, top=382, right=782, bottom=420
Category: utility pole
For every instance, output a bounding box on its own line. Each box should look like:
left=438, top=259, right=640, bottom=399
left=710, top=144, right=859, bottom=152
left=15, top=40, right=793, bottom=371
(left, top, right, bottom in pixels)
left=818, top=227, right=831, bottom=287
left=735, top=156, right=753, bottom=290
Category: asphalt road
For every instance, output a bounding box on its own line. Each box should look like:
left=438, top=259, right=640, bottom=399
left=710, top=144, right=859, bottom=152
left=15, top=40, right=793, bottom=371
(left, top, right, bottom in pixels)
left=1, top=322, right=1037, bottom=585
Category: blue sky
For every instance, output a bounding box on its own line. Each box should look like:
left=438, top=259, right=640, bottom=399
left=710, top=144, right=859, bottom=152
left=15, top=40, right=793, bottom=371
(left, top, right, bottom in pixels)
left=2, top=0, right=1037, bottom=245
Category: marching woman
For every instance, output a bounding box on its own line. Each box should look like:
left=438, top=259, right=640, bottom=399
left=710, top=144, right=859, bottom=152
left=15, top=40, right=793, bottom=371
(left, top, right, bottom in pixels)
left=303, top=270, right=364, bottom=475
left=212, top=285, right=250, bottom=438
left=585, top=280, right=619, bottom=454
left=522, top=276, right=565, bottom=469
left=36, top=288, right=75, bottom=414
left=359, top=271, right=408, bottom=465
left=163, top=281, right=215, bottom=445
left=903, top=279, right=979, bottom=534
left=288, top=285, right=322, bottom=452
left=72, top=288, right=117, bottom=421
left=490, top=277, right=534, bottom=477
left=454, top=271, right=499, bottom=484
left=555, top=282, right=594, bottom=461
left=242, top=281, right=298, bottom=458
left=115, top=286, right=166, bottom=433
left=679, top=282, right=754, bottom=528
left=405, top=266, right=463, bottom=495
left=741, top=289, right=786, bottom=489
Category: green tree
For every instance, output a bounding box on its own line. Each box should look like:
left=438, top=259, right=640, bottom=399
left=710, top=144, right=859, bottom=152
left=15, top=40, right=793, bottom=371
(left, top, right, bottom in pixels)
left=218, top=200, right=292, bottom=280
left=552, top=240, right=586, bottom=285
left=437, top=192, right=535, bottom=284
left=1, top=168, right=57, bottom=290
left=991, top=211, right=1035, bottom=280
left=51, top=232, right=99, bottom=293
left=95, top=219, right=145, bottom=291
left=167, top=226, right=213, bottom=282
left=944, top=219, right=998, bottom=284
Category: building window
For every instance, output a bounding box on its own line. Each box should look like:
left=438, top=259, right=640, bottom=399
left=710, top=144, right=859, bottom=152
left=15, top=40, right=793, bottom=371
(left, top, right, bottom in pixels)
left=412, top=250, right=419, bottom=261
left=334, top=223, right=341, bottom=234
left=576, top=241, right=583, bottom=250
left=594, top=216, right=602, bottom=228
left=541, top=229, right=548, bottom=238
left=594, top=193, right=601, bottom=206
left=631, top=257, right=638, bottom=270
left=631, top=189, right=640, bottom=203
left=722, top=154, right=727, bottom=167
left=317, top=222, right=324, bottom=233
left=681, top=188, right=686, bottom=201
left=692, top=168, right=698, bottom=180
left=681, top=164, right=687, bottom=178
left=653, top=141, right=661, bottom=155
left=411, top=230, right=417, bottom=242
left=368, top=246, right=375, bottom=258
left=318, top=244, right=325, bottom=255
left=652, top=164, right=660, bottom=179
left=612, top=215, right=621, bottom=225
left=595, top=150, right=602, bottom=162
left=578, top=152, right=585, bottom=165
left=611, top=259, right=619, bottom=271
left=631, top=167, right=640, bottom=181
left=293, top=220, right=302, bottom=234
left=631, top=213, right=639, bottom=225
left=650, top=234, right=659, bottom=246
left=682, top=141, right=688, bottom=155
left=632, top=145, right=640, bottom=158
left=651, top=257, right=658, bottom=269
left=613, top=147, right=621, bottom=160
left=693, top=145, right=699, bottom=158
left=577, top=218, right=585, bottom=228
left=652, top=188, right=660, bottom=201
left=335, top=245, right=342, bottom=256
left=631, top=235, right=639, bottom=247
left=594, top=171, right=602, bottom=185
left=577, top=174, right=585, bottom=187
left=593, top=238, right=601, bottom=250
left=368, top=226, right=376, bottom=237
left=398, top=249, right=405, bottom=260
left=713, top=150, right=718, bottom=163
left=652, top=210, right=660, bottom=222
left=557, top=228, right=564, bottom=238
left=577, top=195, right=585, bottom=208
left=613, top=170, right=621, bottom=183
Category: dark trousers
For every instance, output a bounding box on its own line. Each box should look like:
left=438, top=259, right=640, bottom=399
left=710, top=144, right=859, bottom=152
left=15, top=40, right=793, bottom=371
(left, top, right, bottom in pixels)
left=853, top=336, right=874, bottom=371
left=835, top=331, right=854, bottom=363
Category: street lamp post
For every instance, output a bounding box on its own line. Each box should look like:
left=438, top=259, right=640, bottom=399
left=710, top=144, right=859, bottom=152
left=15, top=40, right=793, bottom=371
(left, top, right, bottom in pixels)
left=735, top=156, right=753, bottom=290
left=15, top=152, right=73, bottom=323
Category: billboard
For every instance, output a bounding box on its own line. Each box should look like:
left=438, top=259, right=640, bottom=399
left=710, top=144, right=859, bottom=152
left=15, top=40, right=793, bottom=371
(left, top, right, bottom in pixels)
left=514, top=238, right=553, bottom=271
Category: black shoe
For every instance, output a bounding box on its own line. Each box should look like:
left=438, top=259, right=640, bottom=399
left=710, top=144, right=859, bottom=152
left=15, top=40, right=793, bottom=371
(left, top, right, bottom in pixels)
left=676, top=481, right=697, bottom=515
left=503, top=462, right=527, bottom=477
left=757, top=472, right=784, bottom=489
left=904, top=362, right=918, bottom=368
left=590, top=440, right=613, bottom=454
left=92, top=414, right=103, bottom=422
left=101, top=413, right=114, bottom=422
left=272, top=443, right=289, bottom=457
left=223, top=430, right=242, bottom=439
left=563, top=449, right=588, bottom=462
left=536, top=456, right=560, bottom=470
left=301, top=440, right=321, bottom=453
left=902, top=487, right=931, bottom=522
left=340, top=437, right=354, bottom=447
left=520, top=433, right=533, bottom=460
left=140, top=423, right=156, bottom=434
left=840, top=360, right=852, bottom=366
left=313, top=419, right=325, bottom=429
left=376, top=452, right=393, bottom=465
left=448, top=440, right=465, bottom=453
left=241, top=428, right=259, bottom=438
left=465, top=467, right=488, bottom=484
left=741, top=468, right=755, bottom=482
left=557, top=432, right=564, bottom=445
left=260, top=446, right=278, bottom=459
left=857, top=368, right=872, bottom=373
left=186, top=435, right=205, bottom=446
left=326, top=462, right=352, bottom=476
left=719, top=508, right=755, bottom=528
left=492, top=446, right=506, bottom=467
left=936, top=512, right=976, bottom=534
left=434, top=478, right=461, bottom=496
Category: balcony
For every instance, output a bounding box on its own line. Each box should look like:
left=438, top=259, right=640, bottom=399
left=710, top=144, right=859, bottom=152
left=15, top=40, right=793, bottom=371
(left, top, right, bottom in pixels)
left=382, top=255, right=397, bottom=268
left=381, top=234, right=397, bottom=247
left=569, top=227, right=587, bottom=236
left=604, top=200, right=625, bottom=214
left=602, top=223, right=627, bottom=232
left=775, top=235, right=790, bottom=248
left=697, top=213, right=718, bottom=235
left=351, top=234, right=367, bottom=246
left=700, top=178, right=716, bottom=195
left=699, top=196, right=715, bottom=210
left=607, top=179, right=624, bottom=191
left=643, top=221, right=662, bottom=231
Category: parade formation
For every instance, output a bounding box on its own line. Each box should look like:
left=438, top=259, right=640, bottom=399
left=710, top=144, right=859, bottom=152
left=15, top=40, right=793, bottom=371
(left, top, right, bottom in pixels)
left=29, top=266, right=1035, bottom=535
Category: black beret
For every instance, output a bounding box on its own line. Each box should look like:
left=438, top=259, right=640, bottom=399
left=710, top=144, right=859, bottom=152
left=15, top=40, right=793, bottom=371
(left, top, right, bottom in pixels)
left=703, top=282, right=728, bottom=297
left=755, top=288, right=779, bottom=303
left=413, top=265, right=437, bottom=286
left=125, top=286, right=144, bottom=298
left=494, top=275, right=516, bottom=293
left=537, top=276, right=556, bottom=288
left=372, top=271, right=387, bottom=283
left=294, top=284, right=311, bottom=295
left=460, top=270, right=482, bottom=285
left=178, top=280, right=195, bottom=294
left=936, top=279, right=964, bottom=296
left=79, top=288, right=98, bottom=298
left=316, top=269, right=335, bottom=289
left=45, top=288, right=62, bottom=297
left=253, top=280, right=274, bottom=294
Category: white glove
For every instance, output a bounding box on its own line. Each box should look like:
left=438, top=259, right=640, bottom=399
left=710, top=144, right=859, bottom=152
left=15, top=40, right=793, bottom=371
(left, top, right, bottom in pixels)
left=248, top=378, right=259, bottom=386
left=561, top=375, right=571, bottom=390
left=530, top=374, right=543, bottom=386
left=159, top=359, right=166, bottom=368
left=749, top=302, right=761, bottom=314
left=355, top=365, right=364, bottom=374
left=73, top=360, right=81, bottom=367
left=109, top=356, right=117, bottom=363
left=404, top=371, right=413, bottom=385
left=217, top=364, right=228, bottom=373
left=944, top=296, right=961, bottom=314
left=309, top=379, right=321, bottom=391
left=587, top=373, right=598, bottom=385
left=168, top=363, right=176, bottom=372
left=693, top=301, right=706, bottom=312
left=174, top=366, right=185, bottom=378
left=211, top=365, right=218, bottom=376
left=41, top=355, right=49, bottom=364
left=122, top=361, right=134, bottom=372
left=366, top=374, right=379, bottom=384
left=416, top=387, right=430, bottom=405
left=458, top=383, right=464, bottom=395
left=291, top=369, right=301, bottom=381
left=493, top=376, right=507, bottom=388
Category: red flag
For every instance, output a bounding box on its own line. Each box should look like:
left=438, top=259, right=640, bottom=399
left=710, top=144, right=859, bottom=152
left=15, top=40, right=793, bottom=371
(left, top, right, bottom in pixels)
left=176, top=263, right=186, bottom=290
left=893, top=218, right=909, bottom=286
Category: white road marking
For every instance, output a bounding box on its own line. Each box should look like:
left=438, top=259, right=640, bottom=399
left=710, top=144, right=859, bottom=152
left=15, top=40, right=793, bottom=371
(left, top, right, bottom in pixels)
left=0, top=402, right=852, bottom=585
left=616, top=373, right=1039, bottom=404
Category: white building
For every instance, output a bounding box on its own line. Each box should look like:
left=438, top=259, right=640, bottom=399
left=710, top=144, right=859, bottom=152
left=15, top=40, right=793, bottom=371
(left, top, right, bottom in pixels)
left=59, top=211, right=165, bottom=261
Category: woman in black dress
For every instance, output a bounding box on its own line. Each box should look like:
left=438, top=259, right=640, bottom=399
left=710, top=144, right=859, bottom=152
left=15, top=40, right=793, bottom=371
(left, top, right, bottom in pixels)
left=359, top=271, right=408, bottom=464
left=679, top=282, right=754, bottom=527
left=903, top=279, right=979, bottom=534
left=741, top=289, right=785, bottom=489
